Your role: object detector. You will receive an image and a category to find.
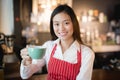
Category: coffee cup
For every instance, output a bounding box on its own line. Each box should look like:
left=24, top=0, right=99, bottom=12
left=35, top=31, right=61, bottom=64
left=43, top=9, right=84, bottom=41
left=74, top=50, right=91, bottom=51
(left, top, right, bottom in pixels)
left=28, top=46, right=46, bottom=60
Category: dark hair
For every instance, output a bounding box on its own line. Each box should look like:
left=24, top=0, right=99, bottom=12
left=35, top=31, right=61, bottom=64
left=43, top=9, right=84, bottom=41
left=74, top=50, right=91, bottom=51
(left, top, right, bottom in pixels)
left=50, top=4, right=83, bottom=44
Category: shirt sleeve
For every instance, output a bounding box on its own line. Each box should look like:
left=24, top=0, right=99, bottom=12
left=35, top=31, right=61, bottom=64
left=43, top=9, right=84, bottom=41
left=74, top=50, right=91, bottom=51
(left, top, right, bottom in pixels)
left=20, top=59, right=45, bottom=79
left=76, top=46, right=95, bottom=80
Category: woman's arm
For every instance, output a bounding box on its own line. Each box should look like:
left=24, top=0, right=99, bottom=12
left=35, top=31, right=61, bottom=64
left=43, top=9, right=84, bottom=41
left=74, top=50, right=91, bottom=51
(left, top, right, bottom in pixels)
left=20, top=40, right=53, bottom=79
left=20, top=58, right=45, bottom=79
left=20, top=59, right=45, bottom=79
left=76, top=46, right=95, bottom=80
left=20, top=41, right=52, bottom=79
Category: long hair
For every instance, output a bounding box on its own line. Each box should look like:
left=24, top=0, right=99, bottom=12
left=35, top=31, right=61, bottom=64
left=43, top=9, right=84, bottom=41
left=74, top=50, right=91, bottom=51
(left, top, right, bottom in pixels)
left=50, top=4, right=83, bottom=44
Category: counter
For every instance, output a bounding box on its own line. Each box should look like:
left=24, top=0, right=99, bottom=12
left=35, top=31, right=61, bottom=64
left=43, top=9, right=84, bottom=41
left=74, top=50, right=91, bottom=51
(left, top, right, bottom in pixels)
left=29, top=74, right=47, bottom=80
left=92, top=45, right=120, bottom=53
left=30, top=69, right=120, bottom=80
left=92, top=45, right=120, bottom=69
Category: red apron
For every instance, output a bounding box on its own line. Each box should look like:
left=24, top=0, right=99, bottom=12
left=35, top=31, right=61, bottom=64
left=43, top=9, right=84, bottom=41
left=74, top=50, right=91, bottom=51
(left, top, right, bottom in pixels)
left=47, top=44, right=81, bottom=80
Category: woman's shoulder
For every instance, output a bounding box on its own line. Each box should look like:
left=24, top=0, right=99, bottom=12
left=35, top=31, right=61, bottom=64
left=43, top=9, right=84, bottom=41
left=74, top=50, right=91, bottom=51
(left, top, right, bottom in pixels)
left=81, top=44, right=94, bottom=55
left=42, top=40, right=57, bottom=47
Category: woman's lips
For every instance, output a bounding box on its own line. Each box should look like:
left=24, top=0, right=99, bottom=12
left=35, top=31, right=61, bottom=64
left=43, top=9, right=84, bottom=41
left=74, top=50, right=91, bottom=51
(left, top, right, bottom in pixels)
left=59, top=32, right=67, bottom=36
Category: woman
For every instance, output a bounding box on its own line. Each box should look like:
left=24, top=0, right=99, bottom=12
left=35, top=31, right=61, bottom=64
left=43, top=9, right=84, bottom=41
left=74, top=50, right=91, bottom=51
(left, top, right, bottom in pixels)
left=20, top=4, right=95, bottom=80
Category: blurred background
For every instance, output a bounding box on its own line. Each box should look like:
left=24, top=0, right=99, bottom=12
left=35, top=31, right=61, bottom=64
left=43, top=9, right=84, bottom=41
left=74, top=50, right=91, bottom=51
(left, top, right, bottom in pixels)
left=0, top=0, right=120, bottom=80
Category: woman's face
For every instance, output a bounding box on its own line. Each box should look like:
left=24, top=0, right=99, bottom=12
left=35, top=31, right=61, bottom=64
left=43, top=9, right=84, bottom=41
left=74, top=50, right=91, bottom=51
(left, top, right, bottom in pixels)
left=53, top=12, right=74, bottom=41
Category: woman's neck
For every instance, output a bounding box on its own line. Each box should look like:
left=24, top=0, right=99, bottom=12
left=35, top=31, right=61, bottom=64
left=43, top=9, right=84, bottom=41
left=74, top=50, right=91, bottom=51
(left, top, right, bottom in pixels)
left=60, top=38, right=74, bottom=53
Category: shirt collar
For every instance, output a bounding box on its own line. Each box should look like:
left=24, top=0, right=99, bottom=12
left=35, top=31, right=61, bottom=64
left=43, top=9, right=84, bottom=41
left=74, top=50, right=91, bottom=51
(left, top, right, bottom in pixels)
left=54, top=39, right=80, bottom=51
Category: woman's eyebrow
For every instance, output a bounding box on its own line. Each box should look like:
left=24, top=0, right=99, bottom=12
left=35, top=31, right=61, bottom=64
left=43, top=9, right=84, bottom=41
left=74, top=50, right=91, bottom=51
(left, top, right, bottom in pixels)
left=53, top=21, right=58, bottom=23
left=64, top=19, right=71, bottom=21
left=53, top=18, right=71, bottom=22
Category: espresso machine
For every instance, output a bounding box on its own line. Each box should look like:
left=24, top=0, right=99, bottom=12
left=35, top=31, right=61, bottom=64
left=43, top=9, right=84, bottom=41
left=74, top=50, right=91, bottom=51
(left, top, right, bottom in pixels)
left=0, top=33, right=18, bottom=63
left=0, top=33, right=15, bottom=53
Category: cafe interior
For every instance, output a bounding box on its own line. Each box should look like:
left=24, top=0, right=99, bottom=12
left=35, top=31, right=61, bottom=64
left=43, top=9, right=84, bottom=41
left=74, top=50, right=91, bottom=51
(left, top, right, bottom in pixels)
left=0, top=0, right=120, bottom=80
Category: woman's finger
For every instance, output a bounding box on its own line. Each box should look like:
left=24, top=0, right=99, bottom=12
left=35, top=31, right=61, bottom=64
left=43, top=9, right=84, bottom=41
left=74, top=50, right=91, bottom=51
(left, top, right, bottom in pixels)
left=20, top=48, right=28, bottom=55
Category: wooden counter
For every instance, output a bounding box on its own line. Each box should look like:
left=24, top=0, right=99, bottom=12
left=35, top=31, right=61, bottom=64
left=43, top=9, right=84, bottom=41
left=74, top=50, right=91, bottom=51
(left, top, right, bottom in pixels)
left=29, top=69, right=120, bottom=80
left=29, top=74, right=47, bottom=80
left=4, top=62, right=120, bottom=80
left=92, top=45, right=120, bottom=53
left=0, top=69, right=4, bottom=80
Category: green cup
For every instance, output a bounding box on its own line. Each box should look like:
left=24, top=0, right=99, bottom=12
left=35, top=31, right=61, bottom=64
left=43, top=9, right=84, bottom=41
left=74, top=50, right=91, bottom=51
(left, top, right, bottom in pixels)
left=28, top=46, right=46, bottom=59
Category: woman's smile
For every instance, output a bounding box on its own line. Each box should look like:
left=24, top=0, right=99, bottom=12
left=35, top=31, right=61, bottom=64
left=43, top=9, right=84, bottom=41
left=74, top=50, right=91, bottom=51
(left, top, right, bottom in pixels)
left=58, top=31, right=68, bottom=37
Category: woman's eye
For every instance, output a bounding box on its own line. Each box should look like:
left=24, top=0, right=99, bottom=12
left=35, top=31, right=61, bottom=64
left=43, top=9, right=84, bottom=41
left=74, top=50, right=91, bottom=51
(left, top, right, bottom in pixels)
left=54, top=23, right=59, bottom=26
left=65, top=22, right=69, bottom=25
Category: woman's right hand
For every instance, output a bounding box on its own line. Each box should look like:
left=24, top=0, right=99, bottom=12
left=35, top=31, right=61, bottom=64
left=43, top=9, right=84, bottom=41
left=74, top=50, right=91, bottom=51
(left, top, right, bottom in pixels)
left=20, top=47, right=32, bottom=66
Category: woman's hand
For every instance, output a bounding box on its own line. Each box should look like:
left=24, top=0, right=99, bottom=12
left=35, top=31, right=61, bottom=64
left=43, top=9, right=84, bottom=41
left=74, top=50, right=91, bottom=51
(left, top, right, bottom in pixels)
left=20, top=47, right=32, bottom=66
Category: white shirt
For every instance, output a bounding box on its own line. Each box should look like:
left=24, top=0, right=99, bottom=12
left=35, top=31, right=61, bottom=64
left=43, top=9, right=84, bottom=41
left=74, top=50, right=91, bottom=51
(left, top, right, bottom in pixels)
left=20, top=39, right=95, bottom=80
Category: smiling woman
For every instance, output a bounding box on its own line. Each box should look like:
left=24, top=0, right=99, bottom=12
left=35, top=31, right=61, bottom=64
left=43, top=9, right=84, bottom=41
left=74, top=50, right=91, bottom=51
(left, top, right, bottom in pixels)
left=20, top=4, right=95, bottom=80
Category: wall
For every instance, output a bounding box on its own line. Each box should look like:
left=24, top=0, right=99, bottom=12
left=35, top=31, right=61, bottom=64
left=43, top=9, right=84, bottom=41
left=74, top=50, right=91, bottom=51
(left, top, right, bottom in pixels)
left=72, top=0, right=120, bottom=21
left=0, top=0, right=14, bottom=35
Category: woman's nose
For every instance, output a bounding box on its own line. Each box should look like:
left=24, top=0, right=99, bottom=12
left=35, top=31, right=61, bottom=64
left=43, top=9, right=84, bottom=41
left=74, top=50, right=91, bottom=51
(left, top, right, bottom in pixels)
left=59, top=24, right=65, bottom=31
